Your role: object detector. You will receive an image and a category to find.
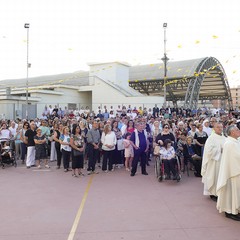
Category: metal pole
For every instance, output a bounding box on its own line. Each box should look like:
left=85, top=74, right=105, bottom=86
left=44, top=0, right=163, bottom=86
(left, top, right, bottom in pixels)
left=163, top=25, right=167, bottom=108
left=24, top=23, right=30, bottom=119
left=161, top=23, right=168, bottom=109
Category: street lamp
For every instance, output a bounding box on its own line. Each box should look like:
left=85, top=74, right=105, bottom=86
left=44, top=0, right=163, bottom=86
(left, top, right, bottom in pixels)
left=161, top=22, right=169, bottom=109
left=24, top=23, right=30, bottom=119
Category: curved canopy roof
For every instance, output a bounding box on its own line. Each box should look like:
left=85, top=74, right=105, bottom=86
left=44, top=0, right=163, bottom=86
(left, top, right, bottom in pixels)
left=129, top=57, right=232, bottom=109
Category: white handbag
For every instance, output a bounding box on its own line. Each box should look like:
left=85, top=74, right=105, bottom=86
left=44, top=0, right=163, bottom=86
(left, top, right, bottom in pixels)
left=117, top=138, right=124, bottom=151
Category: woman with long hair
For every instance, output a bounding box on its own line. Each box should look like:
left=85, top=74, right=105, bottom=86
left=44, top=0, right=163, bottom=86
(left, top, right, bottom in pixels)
left=53, top=123, right=63, bottom=169
left=59, top=126, right=72, bottom=172
left=101, top=124, right=116, bottom=172
left=111, top=120, right=123, bottom=169
left=70, top=125, right=85, bottom=177
left=20, top=121, right=29, bottom=164
left=194, top=123, right=208, bottom=157
left=79, top=120, right=89, bottom=164
left=126, top=120, right=135, bottom=134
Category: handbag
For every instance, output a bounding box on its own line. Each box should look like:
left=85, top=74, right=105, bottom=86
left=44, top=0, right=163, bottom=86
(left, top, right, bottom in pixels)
left=117, top=138, right=124, bottom=151
left=192, top=154, right=201, bottom=161
left=153, top=145, right=161, bottom=155
left=73, top=148, right=82, bottom=157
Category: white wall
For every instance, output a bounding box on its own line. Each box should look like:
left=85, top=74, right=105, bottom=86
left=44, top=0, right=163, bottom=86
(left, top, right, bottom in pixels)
left=0, top=100, right=25, bottom=120
left=89, top=77, right=163, bottom=112
left=30, top=88, right=92, bottom=118
left=89, top=62, right=130, bottom=88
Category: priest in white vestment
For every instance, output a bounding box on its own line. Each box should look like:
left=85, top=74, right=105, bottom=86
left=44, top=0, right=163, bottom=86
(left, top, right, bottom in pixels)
left=216, top=125, right=240, bottom=221
left=201, top=122, right=226, bottom=201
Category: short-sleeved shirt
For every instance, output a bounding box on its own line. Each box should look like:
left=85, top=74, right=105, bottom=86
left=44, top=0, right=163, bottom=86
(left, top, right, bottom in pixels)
left=25, top=129, right=37, bottom=146
left=34, top=135, right=46, bottom=154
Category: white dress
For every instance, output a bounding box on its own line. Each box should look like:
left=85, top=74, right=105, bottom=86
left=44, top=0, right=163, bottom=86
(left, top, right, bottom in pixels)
left=216, top=137, right=240, bottom=214
left=201, top=132, right=226, bottom=196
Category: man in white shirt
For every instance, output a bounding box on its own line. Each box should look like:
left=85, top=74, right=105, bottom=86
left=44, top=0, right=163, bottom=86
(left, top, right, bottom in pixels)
left=9, top=121, right=18, bottom=138
left=116, top=105, right=122, bottom=115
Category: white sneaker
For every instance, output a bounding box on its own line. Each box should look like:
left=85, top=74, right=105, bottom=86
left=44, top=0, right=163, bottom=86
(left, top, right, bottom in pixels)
left=45, top=165, right=50, bottom=168
left=37, top=165, right=41, bottom=169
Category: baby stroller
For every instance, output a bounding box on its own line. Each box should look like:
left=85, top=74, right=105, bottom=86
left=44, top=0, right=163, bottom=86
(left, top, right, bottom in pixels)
left=0, top=139, right=17, bottom=169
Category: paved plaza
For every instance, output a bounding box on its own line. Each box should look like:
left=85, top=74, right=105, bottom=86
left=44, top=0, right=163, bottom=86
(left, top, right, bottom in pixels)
left=0, top=160, right=240, bottom=240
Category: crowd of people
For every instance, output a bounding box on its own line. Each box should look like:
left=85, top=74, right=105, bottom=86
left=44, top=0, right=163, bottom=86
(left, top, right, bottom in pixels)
left=0, top=103, right=240, bottom=221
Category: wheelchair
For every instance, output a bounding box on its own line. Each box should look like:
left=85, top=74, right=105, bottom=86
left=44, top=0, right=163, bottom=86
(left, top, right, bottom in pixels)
left=154, top=152, right=181, bottom=182
left=154, top=154, right=164, bottom=182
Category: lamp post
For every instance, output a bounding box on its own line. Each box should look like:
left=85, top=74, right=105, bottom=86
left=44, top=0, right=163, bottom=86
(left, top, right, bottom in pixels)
left=24, top=23, right=30, bottom=119
left=161, top=22, right=169, bottom=109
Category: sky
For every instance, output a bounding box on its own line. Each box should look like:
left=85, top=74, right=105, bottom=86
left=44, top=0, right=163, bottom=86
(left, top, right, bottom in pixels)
left=0, top=0, right=240, bottom=87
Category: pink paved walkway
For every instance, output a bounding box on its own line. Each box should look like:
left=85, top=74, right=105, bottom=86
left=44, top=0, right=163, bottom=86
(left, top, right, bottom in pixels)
left=0, top=160, right=239, bottom=240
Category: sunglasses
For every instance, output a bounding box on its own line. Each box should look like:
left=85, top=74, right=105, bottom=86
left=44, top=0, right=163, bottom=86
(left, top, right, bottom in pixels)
left=164, top=126, right=169, bottom=129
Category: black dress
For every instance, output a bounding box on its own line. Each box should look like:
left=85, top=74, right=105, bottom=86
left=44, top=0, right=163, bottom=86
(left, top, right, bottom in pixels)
left=34, top=135, right=46, bottom=160
left=71, top=134, right=84, bottom=169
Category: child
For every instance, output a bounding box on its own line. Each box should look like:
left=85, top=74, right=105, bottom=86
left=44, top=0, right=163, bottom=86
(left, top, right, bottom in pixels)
left=1, top=141, right=12, bottom=159
left=123, top=132, right=134, bottom=171
left=176, top=132, right=187, bottom=172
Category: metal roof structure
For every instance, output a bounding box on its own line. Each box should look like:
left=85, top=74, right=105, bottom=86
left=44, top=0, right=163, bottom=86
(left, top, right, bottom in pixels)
left=0, top=71, right=89, bottom=90
left=0, top=57, right=232, bottom=109
left=129, top=57, right=232, bottom=109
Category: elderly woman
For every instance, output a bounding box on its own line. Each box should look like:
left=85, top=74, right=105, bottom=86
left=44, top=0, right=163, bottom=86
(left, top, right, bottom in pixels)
left=34, top=128, right=49, bottom=169
left=183, top=136, right=202, bottom=177
left=160, top=139, right=177, bottom=180
left=175, top=121, right=188, bottom=142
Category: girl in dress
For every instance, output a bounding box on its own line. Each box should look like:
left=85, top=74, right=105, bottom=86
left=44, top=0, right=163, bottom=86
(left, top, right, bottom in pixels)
left=123, top=132, right=134, bottom=171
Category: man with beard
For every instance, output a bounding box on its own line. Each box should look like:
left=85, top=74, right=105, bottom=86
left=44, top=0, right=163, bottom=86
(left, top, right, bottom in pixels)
left=216, top=125, right=240, bottom=221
